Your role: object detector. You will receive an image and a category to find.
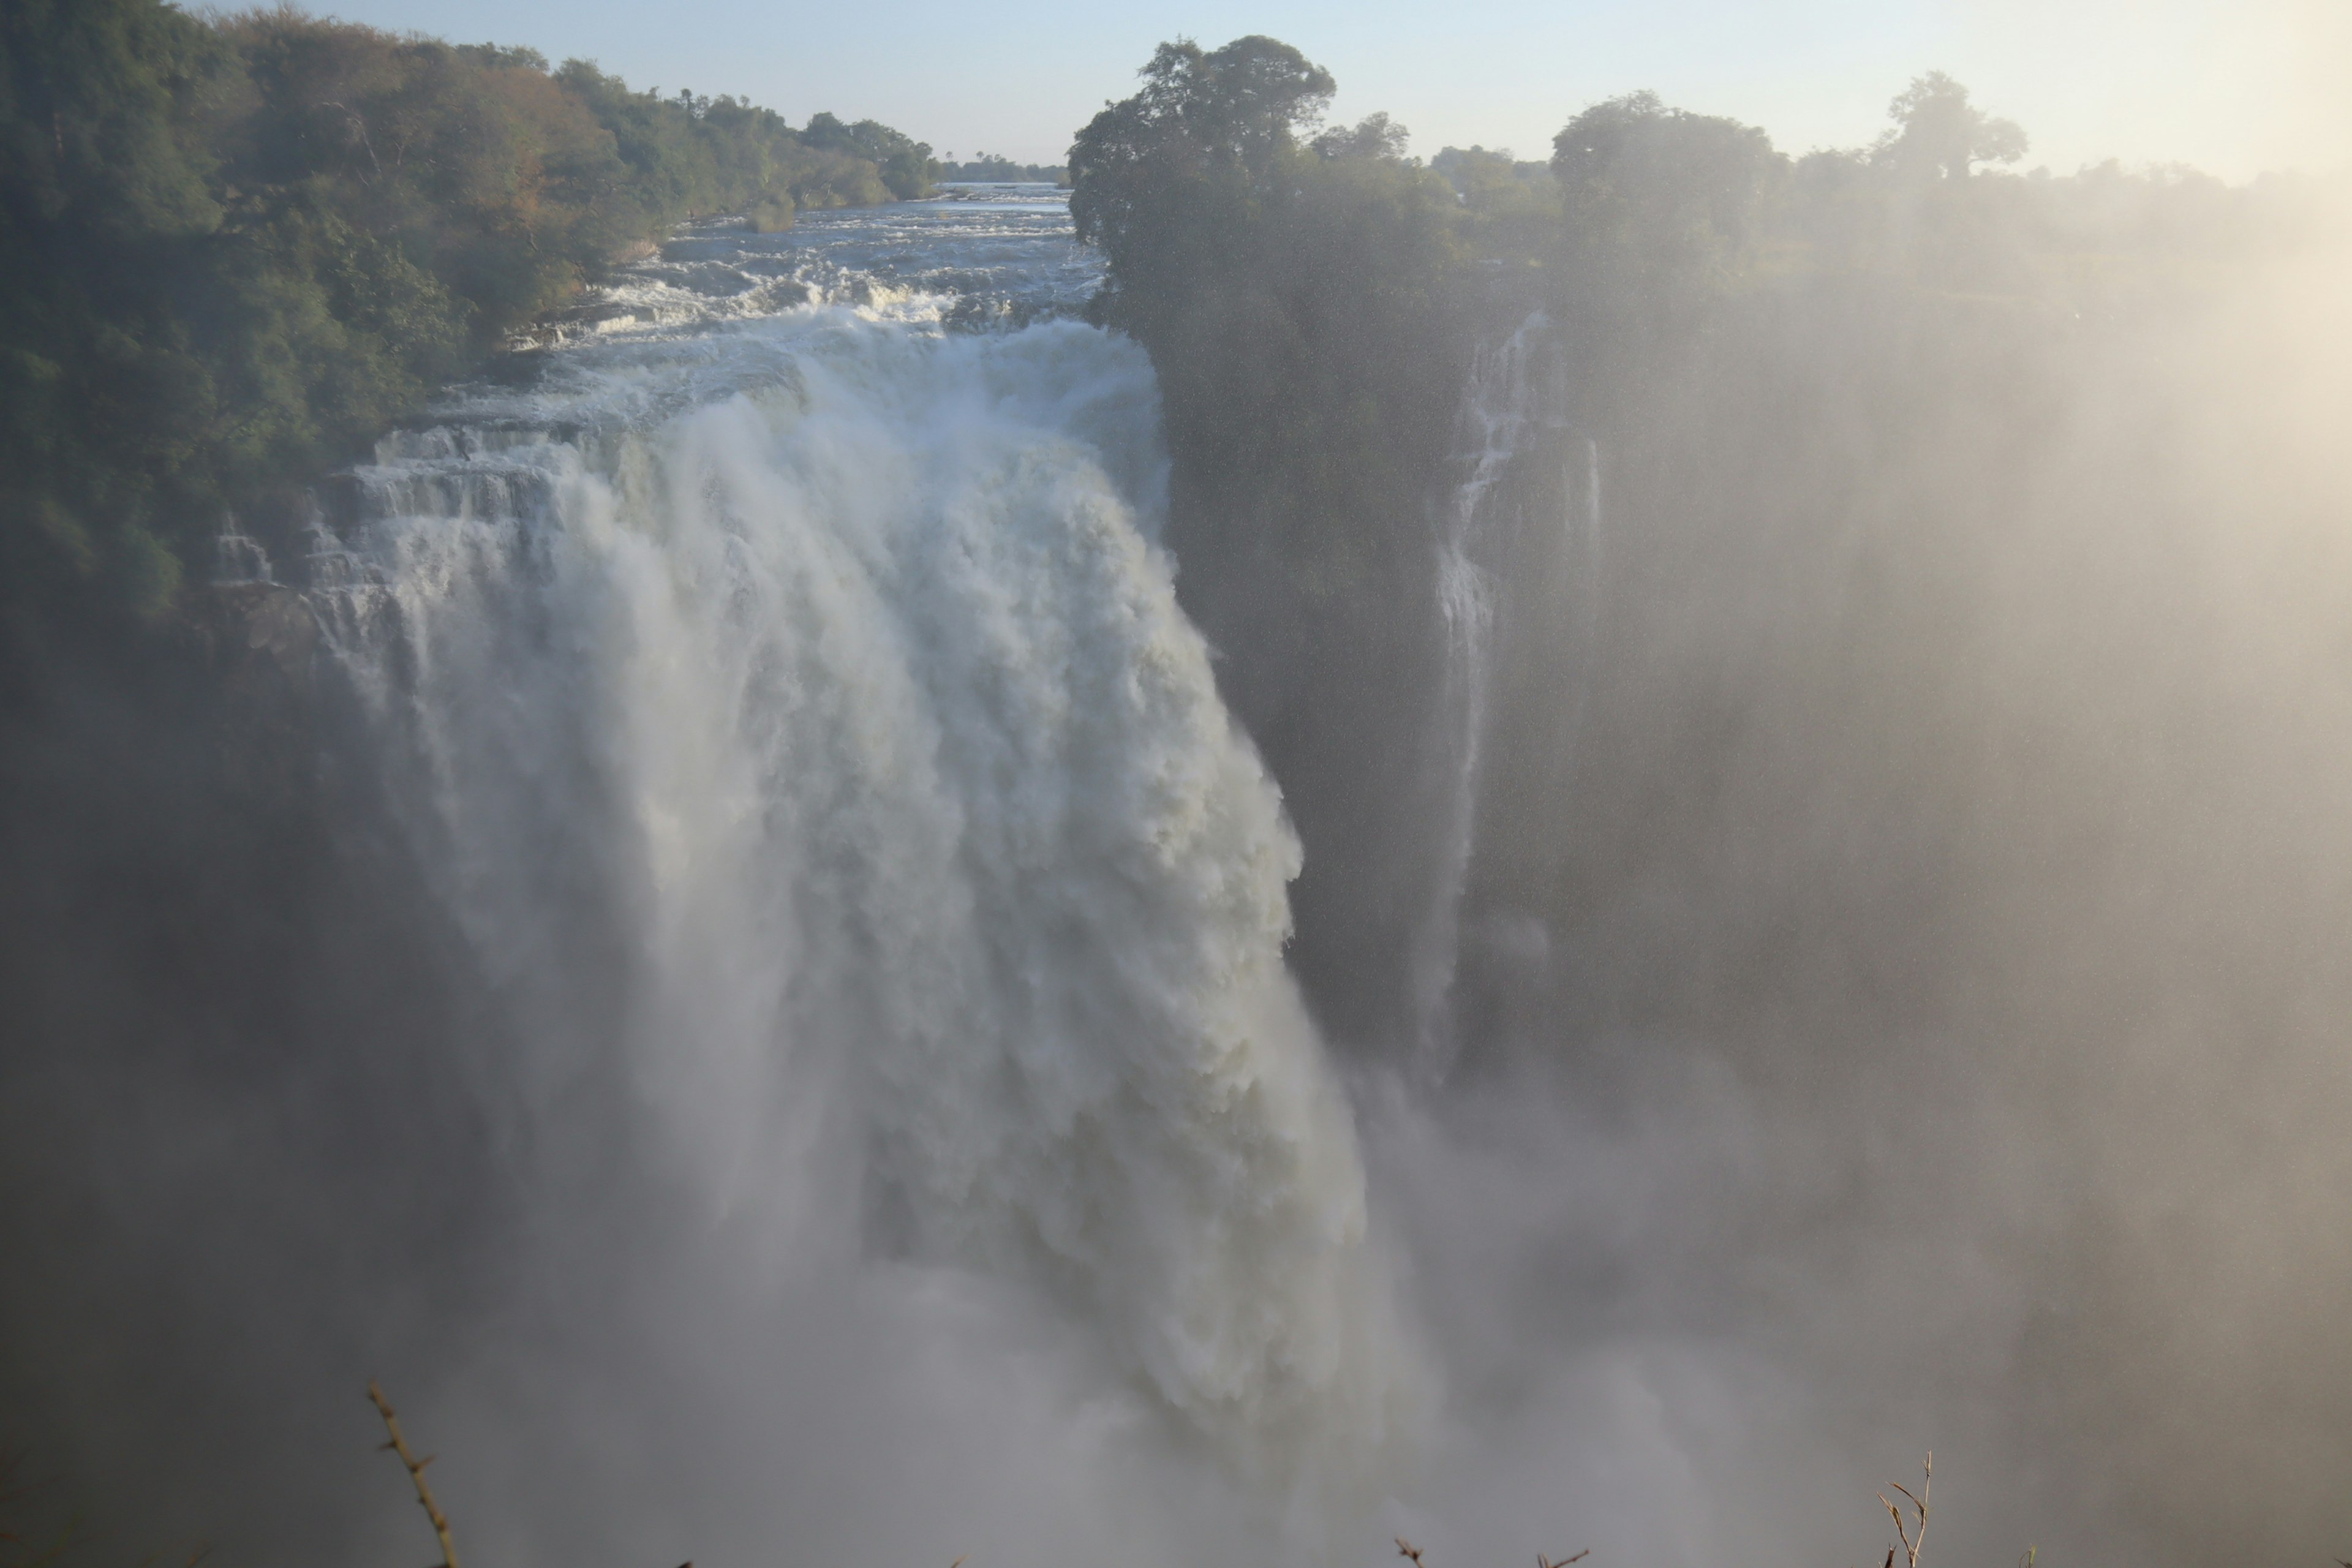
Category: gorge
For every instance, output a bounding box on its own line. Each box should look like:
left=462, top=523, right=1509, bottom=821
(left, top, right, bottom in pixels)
left=5, top=18, right=2352, bottom=1568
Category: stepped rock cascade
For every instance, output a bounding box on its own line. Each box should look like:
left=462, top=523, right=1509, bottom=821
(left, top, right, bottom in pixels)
left=307, top=197, right=1409, bottom=1495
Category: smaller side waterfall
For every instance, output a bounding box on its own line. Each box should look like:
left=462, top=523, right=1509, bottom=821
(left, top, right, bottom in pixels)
left=1409, top=312, right=1592, bottom=1074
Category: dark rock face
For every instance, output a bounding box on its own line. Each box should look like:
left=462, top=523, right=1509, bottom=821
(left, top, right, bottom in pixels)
left=201, top=583, right=320, bottom=674
left=188, top=584, right=326, bottom=809
left=0, top=584, right=516, bottom=1560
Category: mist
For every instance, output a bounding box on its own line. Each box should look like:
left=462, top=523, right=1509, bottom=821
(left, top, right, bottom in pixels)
left=4, top=15, right=2351, bottom=1568
left=1356, top=206, right=2352, bottom=1566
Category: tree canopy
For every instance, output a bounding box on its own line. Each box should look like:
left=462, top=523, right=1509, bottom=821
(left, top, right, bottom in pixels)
left=1068, top=34, right=1338, bottom=315
left=0, top=0, right=935, bottom=679
left=1067, top=34, right=1465, bottom=571
left=1551, top=91, right=1784, bottom=308
left=1874, top=70, right=2028, bottom=181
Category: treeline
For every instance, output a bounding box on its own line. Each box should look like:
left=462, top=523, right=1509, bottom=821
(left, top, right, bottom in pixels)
left=0, top=0, right=935, bottom=680
left=937, top=153, right=1067, bottom=183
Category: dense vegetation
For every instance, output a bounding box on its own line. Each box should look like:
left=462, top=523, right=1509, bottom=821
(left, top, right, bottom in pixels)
left=1072, top=39, right=1465, bottom=592
left=0, top=0, right=935, bottom=690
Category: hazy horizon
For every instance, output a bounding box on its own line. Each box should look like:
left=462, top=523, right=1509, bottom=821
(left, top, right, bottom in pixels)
left=289, top=0, right=2351, bottom=179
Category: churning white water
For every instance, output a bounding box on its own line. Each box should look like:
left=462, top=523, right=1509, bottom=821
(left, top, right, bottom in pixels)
left=304, top=194, right=1409, bottom=1525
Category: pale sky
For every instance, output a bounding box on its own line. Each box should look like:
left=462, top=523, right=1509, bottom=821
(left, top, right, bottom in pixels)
left=295, top=0, right=2351, bottom=179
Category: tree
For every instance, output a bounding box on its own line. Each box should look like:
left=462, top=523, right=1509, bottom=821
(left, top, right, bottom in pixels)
left=1431, top=146, right=1558, bottom=260
left=1311, top=111, right=1409, bottom=161
left=801, top=112, right=936, bottom=198
left=1874, top=71, right=2027, bottom=181
left=1068, top=35, right=1333, bottom=279
left=0, top=0, right=238, bottom=633
left=1551, top=91, right=1782, bottom=300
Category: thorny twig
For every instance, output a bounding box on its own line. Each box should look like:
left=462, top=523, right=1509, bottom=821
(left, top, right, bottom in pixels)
left=366, top=1382, right=458, bottom=1568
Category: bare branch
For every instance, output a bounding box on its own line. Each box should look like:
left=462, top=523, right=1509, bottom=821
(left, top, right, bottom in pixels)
left=366, top=1381, right=459, bottom=1568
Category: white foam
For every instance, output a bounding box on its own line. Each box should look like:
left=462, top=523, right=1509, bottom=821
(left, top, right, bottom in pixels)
left=322, top=305, right=1412, bottom=1501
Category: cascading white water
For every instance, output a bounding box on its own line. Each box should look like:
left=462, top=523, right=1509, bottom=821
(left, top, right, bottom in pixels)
left=1411, top=311, right=1564, bottom=1074
left=307, top=205, right=1409, bottom=1500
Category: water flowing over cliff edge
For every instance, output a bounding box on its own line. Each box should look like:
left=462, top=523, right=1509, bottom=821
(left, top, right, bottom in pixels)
left=216, top=190, right=1410, bottom=1565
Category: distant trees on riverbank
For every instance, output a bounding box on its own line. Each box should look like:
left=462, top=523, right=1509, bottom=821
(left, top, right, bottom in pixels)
left=937, top=153, right=1068, bottom=183
left=0, top=0, right=935, bottom=663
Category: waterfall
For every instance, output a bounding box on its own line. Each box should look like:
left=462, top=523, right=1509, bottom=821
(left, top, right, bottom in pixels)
left=307, top=296, right=1408, bottom=1493
left=1410, top=312, right=1566, bottom=1075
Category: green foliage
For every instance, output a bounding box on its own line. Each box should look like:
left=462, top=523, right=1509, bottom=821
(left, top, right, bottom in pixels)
left=0, top=0, right=235, bottom=651
left=1070, top=35, right=1334, bottom=301
left=802, top=111, right=938, bottom=199
left=1071, top=35, right=1467, bottom=590
left=1551, top=91, right=1785, bottom=320
left=1431, top=145, right=1559, bottom=258
left=0, top=1, right=930, bottom=680
left=1874, top=70, right=2028, bottom=183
